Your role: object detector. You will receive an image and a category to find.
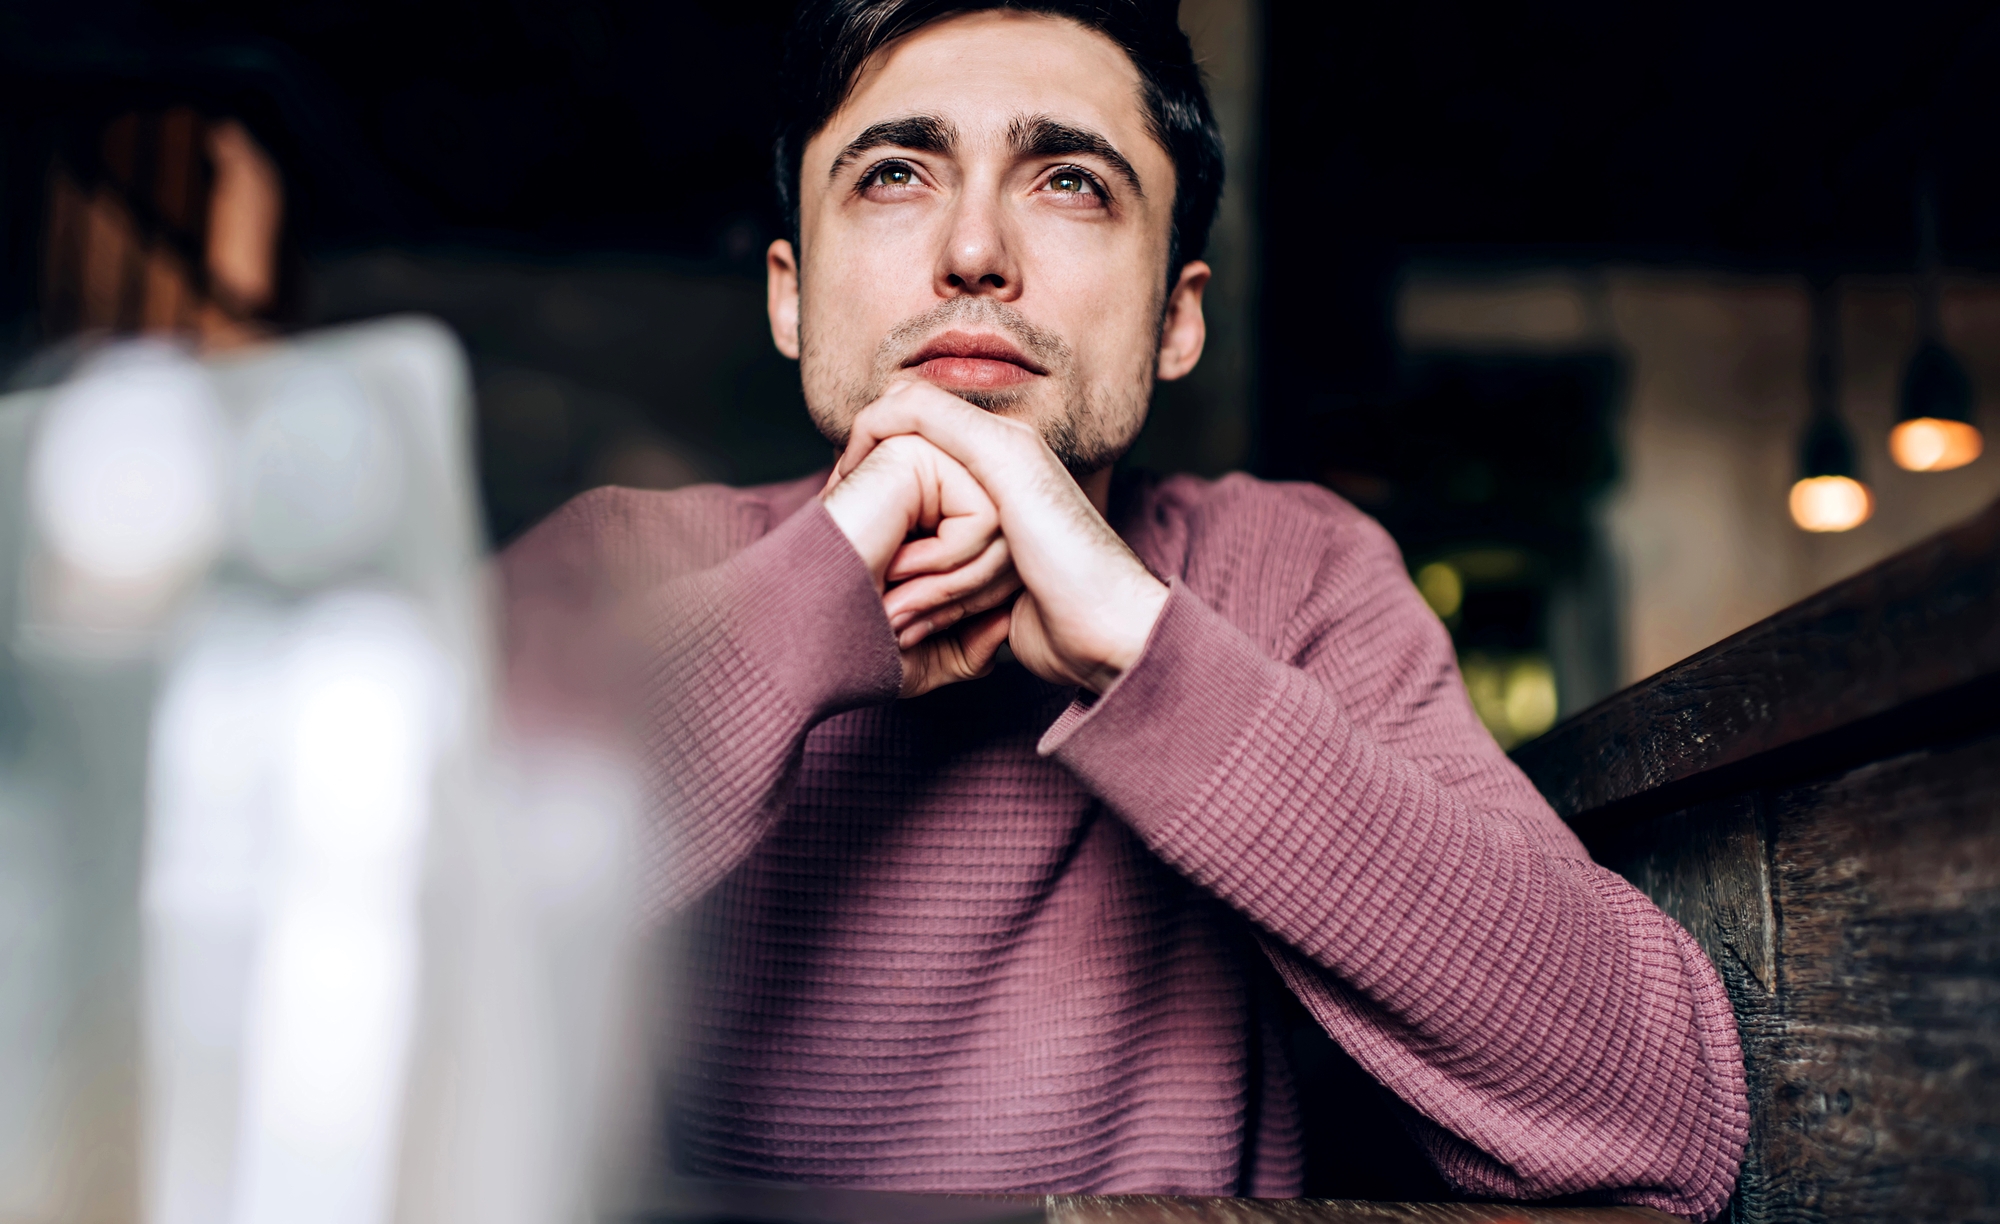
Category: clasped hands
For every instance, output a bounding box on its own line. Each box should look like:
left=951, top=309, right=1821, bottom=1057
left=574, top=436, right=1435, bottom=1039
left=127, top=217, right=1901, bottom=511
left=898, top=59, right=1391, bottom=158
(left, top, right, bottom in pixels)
left=821, top=379, right=1169, bottom=698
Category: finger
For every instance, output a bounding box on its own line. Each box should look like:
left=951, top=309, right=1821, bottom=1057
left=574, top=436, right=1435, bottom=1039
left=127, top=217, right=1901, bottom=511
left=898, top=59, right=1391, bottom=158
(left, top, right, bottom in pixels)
left=899, top=604, right=1014, bottom=699
left=837, top=381, right=1026, bottom=484
left=956, top=603, right=1015, bottom=672
left=822, top=432, right=1001, bottom=587
left=820, top=440, right=934, bottom=584
left=881, top=438, right=1002, bottom=580
left=887, top=517, right=1007, bottom=584
left=886, top=536, right=1012, bottom=625
left=894, top=571, right=1022, bottom=649
left=835, top=380, right=926, bottom=477
left=884, top=490, right=1000, bottom=576
left=834, top=379, right=930, bottom=479
left=1000, top=587, right=1055, bottom=684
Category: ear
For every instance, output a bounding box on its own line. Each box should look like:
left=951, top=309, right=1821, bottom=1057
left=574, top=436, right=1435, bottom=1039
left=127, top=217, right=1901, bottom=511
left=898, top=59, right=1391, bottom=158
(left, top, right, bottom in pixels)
left=1155, top=260, right=1210, bottom=381
left=767, top=238, right=801, bottom=360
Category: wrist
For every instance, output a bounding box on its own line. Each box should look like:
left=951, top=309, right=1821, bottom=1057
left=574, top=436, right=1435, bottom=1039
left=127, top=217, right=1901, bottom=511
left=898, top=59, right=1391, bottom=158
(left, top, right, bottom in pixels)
left=820, top=469, right=907, bottom=589
left=1085, top=576, right=1170, bottom=693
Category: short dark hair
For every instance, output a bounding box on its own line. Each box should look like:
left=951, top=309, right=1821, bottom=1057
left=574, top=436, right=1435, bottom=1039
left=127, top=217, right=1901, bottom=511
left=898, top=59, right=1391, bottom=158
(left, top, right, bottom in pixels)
left=774, top=0, right=1225, bottom=278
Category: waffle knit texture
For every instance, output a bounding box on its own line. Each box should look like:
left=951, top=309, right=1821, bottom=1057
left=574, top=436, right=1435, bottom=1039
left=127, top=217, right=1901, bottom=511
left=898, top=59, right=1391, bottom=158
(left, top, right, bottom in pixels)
left=498, top=470, right=1748, bottom=1220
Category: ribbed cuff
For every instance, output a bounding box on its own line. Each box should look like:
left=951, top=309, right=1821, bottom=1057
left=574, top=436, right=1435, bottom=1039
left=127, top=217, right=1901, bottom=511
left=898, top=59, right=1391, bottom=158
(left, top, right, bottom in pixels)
left=711, top=498, right=903, bottom=718
left=1039, top=579, right=1286, bottom=829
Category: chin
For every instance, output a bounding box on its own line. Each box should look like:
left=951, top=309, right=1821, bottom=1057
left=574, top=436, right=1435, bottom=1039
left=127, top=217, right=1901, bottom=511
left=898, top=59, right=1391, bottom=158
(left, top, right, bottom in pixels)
left=951, top=386, right=1034, bottom=414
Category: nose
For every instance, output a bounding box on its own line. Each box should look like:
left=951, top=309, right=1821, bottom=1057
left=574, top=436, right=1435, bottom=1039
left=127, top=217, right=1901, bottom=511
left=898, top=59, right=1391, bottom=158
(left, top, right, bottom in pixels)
left=935, top=187, right=1021, bottom=301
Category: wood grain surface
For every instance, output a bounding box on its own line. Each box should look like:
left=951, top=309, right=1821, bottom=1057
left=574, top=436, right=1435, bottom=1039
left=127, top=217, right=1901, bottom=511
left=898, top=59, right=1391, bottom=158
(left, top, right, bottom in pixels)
left=1754, top=732, right=2000, bottom=1220
left=1589, top=797, right=1782, bottom=1217
left=1515, top=495, right=2000, bottom=824
left=1538, top=498, right=2000, bottom=1221
left=633, top=1180, right=1675, bottom=1224
left=1587, top=732, right=2000, bottom=1222
left=1045, top=1196, right=1674, bottom=1223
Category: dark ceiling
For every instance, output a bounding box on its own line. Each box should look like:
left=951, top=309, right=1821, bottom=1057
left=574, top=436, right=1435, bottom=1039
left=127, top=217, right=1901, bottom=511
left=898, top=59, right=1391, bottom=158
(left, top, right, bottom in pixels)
left=7, top=0, right=1997, bottom=267
left=0, top=0, right=801, bottom=260
left=1254, top=0, right=2000, bottom=419
left=1268, top=0, right=2000, bottom=267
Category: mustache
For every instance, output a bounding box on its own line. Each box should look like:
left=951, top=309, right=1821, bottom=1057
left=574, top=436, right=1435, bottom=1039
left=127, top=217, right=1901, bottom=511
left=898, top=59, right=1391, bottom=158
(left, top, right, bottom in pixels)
left=875, top=298, right=1073, bottom=374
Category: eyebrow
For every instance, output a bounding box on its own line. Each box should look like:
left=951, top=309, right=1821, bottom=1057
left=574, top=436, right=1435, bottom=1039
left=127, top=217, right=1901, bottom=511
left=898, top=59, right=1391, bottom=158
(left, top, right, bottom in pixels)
left=828, top=115, right=959, bottom=180
left=825, top=112, right=1146, bottom=199
left=1008, top=114, right=1145, bottom=198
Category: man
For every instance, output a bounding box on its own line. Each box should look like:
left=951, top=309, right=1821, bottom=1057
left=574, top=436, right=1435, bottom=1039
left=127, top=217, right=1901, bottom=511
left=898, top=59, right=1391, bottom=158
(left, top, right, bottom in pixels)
left=501, top=0, right=1747, bottom=1216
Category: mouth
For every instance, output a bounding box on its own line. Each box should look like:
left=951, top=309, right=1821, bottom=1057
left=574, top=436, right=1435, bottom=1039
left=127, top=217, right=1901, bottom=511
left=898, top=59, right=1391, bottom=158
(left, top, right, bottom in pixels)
left=903, top=330, right=1047, bottom=392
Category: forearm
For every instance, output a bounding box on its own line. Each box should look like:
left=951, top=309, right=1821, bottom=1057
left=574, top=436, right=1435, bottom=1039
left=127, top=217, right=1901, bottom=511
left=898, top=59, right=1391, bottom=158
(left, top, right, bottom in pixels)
left=1043, top=583, right=1746, bottom=1217
left=503, top=498, right=902, bottom=916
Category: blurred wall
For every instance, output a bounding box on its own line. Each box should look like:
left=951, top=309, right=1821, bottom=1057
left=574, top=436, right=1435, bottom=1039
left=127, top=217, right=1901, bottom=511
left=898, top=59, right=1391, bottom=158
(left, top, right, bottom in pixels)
left=1131, top=0, right=1260, bottom=476
left=306, top=0, right=1264, bottom=546
left=306, top=250, right=822, bottom=543
left=1403, top=269, right=2000, bottom=686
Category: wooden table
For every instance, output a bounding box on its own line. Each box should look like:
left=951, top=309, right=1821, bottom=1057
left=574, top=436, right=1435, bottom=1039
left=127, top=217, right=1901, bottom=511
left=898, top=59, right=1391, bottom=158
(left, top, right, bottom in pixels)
left=636, top=1177, right=1674, bottom=1223
left=1513, top=495, right=2000, bottom=1221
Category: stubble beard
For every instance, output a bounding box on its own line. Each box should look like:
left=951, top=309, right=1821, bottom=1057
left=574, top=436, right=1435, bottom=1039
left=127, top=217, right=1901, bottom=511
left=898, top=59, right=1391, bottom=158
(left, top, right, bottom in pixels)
left=802, top=296, right=1153, bottom=479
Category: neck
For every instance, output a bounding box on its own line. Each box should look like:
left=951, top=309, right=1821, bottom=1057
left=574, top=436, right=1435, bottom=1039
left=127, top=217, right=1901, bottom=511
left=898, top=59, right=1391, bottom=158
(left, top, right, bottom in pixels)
left=1079, top=466, right=1114, bottom=515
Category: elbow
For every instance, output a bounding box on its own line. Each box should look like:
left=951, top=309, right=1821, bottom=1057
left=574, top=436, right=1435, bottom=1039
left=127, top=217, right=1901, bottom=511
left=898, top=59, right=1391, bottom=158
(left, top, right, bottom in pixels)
left=1429, top=913, right=1752, bottom=1220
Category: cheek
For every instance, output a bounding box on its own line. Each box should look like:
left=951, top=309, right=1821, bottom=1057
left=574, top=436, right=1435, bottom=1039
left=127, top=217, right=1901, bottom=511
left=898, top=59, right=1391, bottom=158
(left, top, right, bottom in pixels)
left=796, top=215, right=945, bottom=418
left=804, top=212, right=943, bottom=331
left=803, top=232, right=934, bottom=406
left=1023, top=225, right=1164, bottom=371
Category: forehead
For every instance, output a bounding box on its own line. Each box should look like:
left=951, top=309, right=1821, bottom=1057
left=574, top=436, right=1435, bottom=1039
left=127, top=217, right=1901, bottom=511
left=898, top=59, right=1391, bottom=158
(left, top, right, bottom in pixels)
left=825, top=10, right=1155, bottom=155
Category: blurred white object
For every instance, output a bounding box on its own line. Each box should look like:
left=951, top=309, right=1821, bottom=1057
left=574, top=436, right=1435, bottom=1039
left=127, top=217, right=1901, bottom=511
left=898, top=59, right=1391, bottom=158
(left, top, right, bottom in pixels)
left=0, top=318, right=639, bottom=1224
left=235, top=365, right=407, bottom=586
left=158, top=592, right=446, bottom=1224
left=23, top=345, right=228, bottom=647
left=146, top=599, right=283, bottom=1224
left=28, top=346, right=226, bottom=587
left=233, top=594, right=440, bottom=1224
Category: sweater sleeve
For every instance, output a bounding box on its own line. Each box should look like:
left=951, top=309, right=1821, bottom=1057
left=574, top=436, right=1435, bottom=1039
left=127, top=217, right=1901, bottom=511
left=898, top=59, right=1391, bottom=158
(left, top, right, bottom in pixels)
left=500, top=493, right=903, bottom=916
left=1037, top=531, right=1748, bottom=1219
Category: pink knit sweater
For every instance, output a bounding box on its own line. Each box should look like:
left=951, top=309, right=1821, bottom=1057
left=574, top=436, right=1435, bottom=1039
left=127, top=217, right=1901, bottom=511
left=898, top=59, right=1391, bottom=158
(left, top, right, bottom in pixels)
left=498, top=470, right=1747, bottom=1219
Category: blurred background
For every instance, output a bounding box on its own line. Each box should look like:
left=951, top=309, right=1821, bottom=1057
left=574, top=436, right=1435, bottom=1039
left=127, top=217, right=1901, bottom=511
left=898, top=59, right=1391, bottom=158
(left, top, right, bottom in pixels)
left=4, top=0, right=2000, bottom=748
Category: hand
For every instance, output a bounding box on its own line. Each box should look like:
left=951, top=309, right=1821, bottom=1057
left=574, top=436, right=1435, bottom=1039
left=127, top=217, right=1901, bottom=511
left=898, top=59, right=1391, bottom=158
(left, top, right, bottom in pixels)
left=820, top=433, right=1021, bottom=697
left=835, top=381, right=1169, bottom=694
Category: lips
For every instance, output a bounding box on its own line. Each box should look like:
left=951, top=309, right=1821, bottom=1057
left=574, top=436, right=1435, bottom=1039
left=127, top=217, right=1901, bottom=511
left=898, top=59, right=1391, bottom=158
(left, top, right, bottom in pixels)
left=905, top=330, right=1046, bottom=392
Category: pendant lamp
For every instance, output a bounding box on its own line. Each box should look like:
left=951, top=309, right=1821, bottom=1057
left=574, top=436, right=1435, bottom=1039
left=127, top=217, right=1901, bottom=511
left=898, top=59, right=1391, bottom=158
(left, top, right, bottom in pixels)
left=1791, top=279, right=1873, bottom=532
left=1891, top=181, right=1983, bottom=472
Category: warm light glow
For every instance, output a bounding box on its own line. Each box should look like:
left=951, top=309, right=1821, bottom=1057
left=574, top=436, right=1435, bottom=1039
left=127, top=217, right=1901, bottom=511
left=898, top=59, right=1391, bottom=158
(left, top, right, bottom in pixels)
left=1414, top=561, right=1463, bottom=619
left=1889, top=417, right=1983, bottom=472
left=1459, top=652, right=1560, bottom=748
left=1502, top=658, right=1559, bottom=740
left=1788, top=475, right=1874, bottom=532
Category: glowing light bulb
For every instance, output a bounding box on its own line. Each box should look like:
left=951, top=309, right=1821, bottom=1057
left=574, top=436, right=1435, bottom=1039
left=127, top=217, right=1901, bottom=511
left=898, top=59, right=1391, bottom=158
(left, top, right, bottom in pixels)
left=1789, top=475, right=1873, bottom=532
left=1889, top=418, right=1983, bottom=472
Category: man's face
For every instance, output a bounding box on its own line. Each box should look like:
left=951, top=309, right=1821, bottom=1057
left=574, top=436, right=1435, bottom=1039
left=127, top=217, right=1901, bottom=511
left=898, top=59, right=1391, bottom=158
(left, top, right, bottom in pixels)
left=769, top=9, right=1207, bottom=475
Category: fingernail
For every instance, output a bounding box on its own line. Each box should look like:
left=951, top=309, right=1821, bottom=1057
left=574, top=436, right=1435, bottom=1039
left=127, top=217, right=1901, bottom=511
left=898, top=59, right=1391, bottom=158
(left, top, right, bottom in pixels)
left=888, top=610, right=912, bottom=630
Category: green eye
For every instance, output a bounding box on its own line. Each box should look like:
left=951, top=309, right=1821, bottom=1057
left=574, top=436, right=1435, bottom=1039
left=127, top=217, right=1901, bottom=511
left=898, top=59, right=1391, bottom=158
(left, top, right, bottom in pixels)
left=1050, top=172, right=1087, bottom=193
